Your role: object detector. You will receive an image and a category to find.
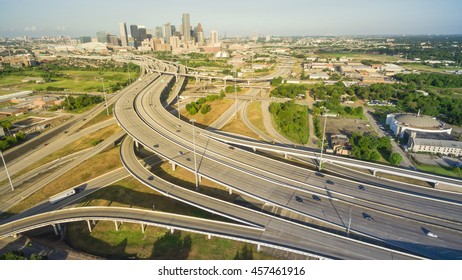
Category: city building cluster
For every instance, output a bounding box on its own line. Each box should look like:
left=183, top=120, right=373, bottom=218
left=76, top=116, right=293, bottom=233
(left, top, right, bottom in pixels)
left=88, top=13, right=221, bottom=54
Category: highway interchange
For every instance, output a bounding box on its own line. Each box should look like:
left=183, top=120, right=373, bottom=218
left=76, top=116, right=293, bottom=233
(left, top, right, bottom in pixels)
left=1, top=55, right=462, bottom=259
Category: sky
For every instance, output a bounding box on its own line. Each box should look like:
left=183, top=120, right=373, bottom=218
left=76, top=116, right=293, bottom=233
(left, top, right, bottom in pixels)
left=1, top=0, right=462, bottom=38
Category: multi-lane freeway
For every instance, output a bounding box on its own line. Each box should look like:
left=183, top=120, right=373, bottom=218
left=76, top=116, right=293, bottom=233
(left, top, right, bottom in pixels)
left=2, top=55, right=461, bottom=259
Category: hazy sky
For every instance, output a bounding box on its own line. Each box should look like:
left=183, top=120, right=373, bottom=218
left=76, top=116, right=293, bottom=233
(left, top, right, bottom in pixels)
left=1, top=0, right=461, bottom=38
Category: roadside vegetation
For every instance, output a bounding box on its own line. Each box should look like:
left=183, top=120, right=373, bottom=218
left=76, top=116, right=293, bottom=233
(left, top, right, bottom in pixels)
left=270, top=84, right=307, bottom=99
left=349, top=132, right=402, bottom=165
left=269, top=102, right=309, bottom=144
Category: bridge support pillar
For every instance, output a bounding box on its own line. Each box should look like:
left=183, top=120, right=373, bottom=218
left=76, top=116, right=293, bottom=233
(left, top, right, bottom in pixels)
left=52, top=224, right=59, bottom=236
left=170, top=228, right=174, bottom=234
left=195, top=77, right=199, bottom=84
left=207, top=234, right=211, bottom=240
left=257, top=243, right=261, bottom=252
left=209, top=78, right=212, bottom=84
left=13, top=234, right=18, bottom=239
left=372, top=169, right=377, bottom=176
left=171, top=162, right=176, bottom=171
left=252, top=147, right=257, bottom=153
left=229, top=188, right=232, bottom=195
left=434, top=181, right=439, bottom=187
left=141, top=224, right=145, bottom=233
left=224, top=79, right=227, bottom=85
left=284, top=153, right=288, bottom=159
left=114, top=221, right=119, bottom=232
left=198, top=174, right=202, bottom=183
left=87, top=220, right=92, bottom=233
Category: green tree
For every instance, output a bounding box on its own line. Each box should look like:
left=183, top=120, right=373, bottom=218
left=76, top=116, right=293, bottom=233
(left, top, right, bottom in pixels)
left=200, top=104, right=211, bottom=114
left=389, top=153, right=403, bottom=166
left=0, top=140, right=9, bottom=151
left=15, top=131, right=26, bottom=142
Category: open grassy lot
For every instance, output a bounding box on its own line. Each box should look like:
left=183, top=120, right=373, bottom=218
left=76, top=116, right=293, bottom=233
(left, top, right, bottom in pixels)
left=0, top=70, right=138, bottom=93
left=181, top=99, right=233, bottom=126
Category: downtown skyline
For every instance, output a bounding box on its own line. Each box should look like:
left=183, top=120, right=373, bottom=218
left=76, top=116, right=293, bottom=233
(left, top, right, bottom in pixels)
left=1, top=0, right=462, bottom=38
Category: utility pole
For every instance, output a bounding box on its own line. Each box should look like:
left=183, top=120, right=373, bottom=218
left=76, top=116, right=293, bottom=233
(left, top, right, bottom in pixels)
left=319, top=113, right=327, bottom=171
left=190, top=119, right=199, bottom=190
left=100, top=78, right=109, bottom=116
left=0, top=150, right=14, bottom=191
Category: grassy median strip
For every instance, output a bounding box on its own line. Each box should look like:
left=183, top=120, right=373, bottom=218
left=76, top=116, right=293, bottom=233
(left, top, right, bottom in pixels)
left=247, top=101, right=267, bottom=134
left=182, top=99, right=233, bottom=126
left=221, top=114, right=260, bottom=139
left=4, top=146, right=122, bottom=216
left=16, top=124, right=121, bottom=178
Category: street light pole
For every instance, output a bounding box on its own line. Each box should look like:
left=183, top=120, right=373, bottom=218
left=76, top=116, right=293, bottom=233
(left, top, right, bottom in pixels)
left=100, top=78, right=109, bottom=116
left=0, top=150, right=14, bottom=191
left=190, top=119, right=199, bottom=190
left=319, top=114, right=327, bottom=171
left=347, top=208, right=352, bottom=236
left=234, top=81, right=237, bottom=119
left=177, top=94, right=181, bottom=119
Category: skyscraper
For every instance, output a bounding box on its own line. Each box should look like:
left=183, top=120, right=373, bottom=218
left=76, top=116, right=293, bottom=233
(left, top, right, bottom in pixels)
left=130, top=25, right=140, bottom=47
left=210, top=30, right=219, bottom=46
left=196, top=23, right=204, bottom=44
left=138, top=26, right=147, bottom=41
left=162, top=23, right=172, bottom=43
left=119, top=23, right=128, bottom=47
left=96, top=31, right=108, bottom=43
left=182, top=13, right=191, bottom=42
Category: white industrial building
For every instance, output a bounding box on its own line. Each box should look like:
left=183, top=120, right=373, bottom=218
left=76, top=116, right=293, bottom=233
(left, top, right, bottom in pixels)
left=386, top=113, right=452, bottom=138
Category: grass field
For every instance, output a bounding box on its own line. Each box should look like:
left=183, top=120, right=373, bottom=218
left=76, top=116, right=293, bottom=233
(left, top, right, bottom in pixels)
left=17, top=124, right=121, bottom=178
left=0, top=70, right=138, bottom=93
left=3, top=146, right=122, bottom=216
left=181, top=99, right=233, bottom=126
left=222, top=114, right=261, bottom=139
left=416, top=164, right=462, bottom=179
left=246, top=101, right=267, bottom=134
left=66, top=220, right=273, bottom=260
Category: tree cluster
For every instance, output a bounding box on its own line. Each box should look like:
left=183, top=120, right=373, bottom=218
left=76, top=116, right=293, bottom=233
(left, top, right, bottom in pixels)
left=271, top=76, right=283, bottom=86
left=270, top=84, right=307, bottom=99
left=349, top=132, right=400, bottom=164
left=0, top=131, right=26, bottom=151
left=394, top=73, right=462, bottom=88
left=185, top=93, right=225, bottom=115
left=224, top=85, right=242, bottom=93
left=269, top=101, right=309, bottom=144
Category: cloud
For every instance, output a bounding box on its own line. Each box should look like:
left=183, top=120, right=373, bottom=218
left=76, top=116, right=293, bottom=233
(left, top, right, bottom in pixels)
left=24, top=26, right=36, bottom=31
left=56, top=26, right=66, bottom=31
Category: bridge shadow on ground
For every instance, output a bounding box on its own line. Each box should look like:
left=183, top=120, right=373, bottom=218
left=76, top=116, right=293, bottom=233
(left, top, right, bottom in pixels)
left=150, top=231, right=191, bottom=259
left=80, top=184, right=227, bottom=222
left=65, top=221, right=133, bottom=259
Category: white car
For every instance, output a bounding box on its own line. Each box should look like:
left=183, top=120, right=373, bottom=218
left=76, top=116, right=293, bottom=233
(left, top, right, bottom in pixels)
left=426, top=231, right=438, bottom=238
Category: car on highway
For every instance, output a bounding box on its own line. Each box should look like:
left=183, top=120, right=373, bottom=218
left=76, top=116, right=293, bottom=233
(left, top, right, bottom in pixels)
left=295, top=196, right=303, bottom=203
left=153, top=144, right=159, bottom=148
left=358, top=185, right=367, bottom=191
left=178, top=151, right=183, bottom=156
left=148, top=176, right=154, bottom=181
left=426, top=231, right=438, bottom=238
left=312, top=195, right=321, bottom=201
left=362, top=213, right=374, bottom=221
left=229, top=146, right=235, bottom=150
left=315, top=172, right=325, bottom=177
left=326, top=180, right=334, bottom=185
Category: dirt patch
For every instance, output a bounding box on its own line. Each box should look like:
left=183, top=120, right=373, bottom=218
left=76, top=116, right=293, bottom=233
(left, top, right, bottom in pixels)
left=320, top=116, right=374, bottom=136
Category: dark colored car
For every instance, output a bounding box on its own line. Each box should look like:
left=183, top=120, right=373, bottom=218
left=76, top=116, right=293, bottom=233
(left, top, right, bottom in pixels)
left=315, top=172, right=325, bottom=177
left=295, top=196, right=303, bottom=203
left=312, top=195, right=321, bottom=201
left=326, top=180, right=334, bottom=185
left=358, top=185, right=367, bottom=191
left=362, top=213, right=374, bottom=221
